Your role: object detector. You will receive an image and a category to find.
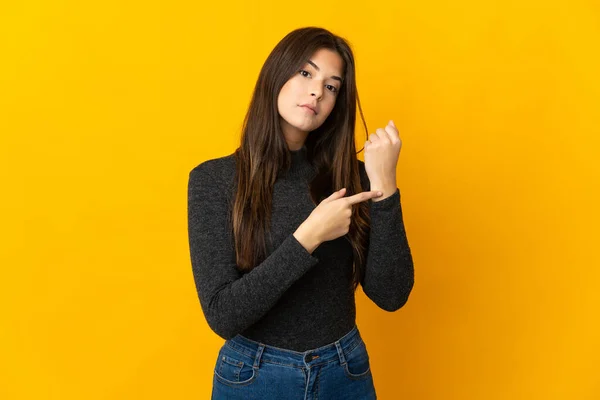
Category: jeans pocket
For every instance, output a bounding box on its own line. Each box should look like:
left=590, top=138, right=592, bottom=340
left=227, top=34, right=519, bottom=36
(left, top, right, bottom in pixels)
left=343, top=340, right=371, bottom=380
left=214, top=345, right=258, bottom=386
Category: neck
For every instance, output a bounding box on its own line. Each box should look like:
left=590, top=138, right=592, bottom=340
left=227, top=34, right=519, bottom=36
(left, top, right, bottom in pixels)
left=280, top=117, right=308, bottom=151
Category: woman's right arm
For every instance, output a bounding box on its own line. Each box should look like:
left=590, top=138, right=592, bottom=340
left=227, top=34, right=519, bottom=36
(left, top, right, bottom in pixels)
left=187, top=163, right=320, bottom=340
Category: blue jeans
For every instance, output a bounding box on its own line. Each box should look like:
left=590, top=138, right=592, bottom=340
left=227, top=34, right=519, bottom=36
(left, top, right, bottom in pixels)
left=211, top=325, right=377, bottom=399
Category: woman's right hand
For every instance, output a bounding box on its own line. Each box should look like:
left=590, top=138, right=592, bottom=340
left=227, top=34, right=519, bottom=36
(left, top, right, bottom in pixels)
left=293, top=188, right=383, bottom=253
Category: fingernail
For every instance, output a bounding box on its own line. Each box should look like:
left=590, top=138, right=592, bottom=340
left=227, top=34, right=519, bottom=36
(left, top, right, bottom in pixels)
left=377, top=191, right=383, bottom=196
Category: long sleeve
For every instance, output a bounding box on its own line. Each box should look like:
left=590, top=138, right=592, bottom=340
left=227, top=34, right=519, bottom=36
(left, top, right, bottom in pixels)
left=358, top=161, right=415, bottom=311
left=187, top=162, right=320, bottom=339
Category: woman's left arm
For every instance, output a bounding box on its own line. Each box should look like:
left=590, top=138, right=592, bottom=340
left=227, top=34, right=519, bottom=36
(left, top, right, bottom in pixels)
left=358, top=120, right=414, bottom=311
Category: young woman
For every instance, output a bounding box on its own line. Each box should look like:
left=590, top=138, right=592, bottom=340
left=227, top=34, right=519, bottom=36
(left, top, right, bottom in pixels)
left=187, top=26, right=414, bottom=400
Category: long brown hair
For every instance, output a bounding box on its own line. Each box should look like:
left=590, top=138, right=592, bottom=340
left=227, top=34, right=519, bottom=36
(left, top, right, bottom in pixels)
left=232, top=27, right=370, bottom=292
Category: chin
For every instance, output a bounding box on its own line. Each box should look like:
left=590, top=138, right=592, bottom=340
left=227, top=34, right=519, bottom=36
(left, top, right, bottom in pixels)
left=282, top=117, right=312, bottom=132
left=295, top=121, right=315, bottom=131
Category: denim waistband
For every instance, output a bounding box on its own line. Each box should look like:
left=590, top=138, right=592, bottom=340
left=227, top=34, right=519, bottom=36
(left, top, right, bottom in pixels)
left=223, top=325, right=363, bottom=368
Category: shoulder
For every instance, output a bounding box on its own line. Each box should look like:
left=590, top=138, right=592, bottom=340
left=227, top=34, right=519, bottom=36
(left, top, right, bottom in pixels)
left=188, top=152, right=237, bottom=192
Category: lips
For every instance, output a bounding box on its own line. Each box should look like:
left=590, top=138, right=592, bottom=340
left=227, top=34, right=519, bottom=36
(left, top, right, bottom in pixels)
left=300, top=105, right=317, bottom=114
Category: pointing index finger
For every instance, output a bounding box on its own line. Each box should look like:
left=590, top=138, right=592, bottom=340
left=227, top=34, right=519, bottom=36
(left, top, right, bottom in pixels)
left=344, top=191, right=383, bottom=205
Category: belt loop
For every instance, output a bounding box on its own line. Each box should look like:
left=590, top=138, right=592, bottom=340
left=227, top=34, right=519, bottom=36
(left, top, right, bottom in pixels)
left=335, top=340, right=346, bottom=365
left=253, top=343, right=265, bottom=369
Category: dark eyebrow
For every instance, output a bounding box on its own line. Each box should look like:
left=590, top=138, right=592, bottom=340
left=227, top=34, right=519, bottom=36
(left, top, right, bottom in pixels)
left=307, top=59, right=343, bottom=83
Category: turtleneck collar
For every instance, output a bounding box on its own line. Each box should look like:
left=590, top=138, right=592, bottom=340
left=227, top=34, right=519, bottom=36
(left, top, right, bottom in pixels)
left=279, top=145, right=315, bottom=180
left=290, top=144, right=307, bottom=162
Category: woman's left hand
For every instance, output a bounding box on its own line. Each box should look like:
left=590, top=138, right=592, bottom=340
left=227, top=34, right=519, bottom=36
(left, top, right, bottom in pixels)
left=364, top=120, right=402, bottom=200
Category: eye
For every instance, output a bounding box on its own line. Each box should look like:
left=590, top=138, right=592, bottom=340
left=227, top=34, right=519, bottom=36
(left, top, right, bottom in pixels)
left=299, top=69, right=338, bottom=94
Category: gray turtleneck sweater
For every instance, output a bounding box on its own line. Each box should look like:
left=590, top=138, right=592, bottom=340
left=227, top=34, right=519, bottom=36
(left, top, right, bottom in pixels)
left=187, top=146, right=414, bottom=351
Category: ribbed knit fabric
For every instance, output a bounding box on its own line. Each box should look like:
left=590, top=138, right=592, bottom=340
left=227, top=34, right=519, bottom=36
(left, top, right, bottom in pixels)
left=187, top=145, right=414, bottom=351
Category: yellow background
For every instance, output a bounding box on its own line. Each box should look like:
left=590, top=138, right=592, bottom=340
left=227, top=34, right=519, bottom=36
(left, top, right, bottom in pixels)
left=1, top=0, right=599, bottom=399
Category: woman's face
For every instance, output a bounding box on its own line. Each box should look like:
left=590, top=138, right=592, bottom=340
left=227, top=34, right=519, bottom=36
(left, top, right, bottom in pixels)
left=277, top=48, right=344, bottom=140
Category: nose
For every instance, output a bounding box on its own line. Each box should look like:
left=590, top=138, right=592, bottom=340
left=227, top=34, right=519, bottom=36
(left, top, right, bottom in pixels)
left=310, top=83, right=323, bottom=100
